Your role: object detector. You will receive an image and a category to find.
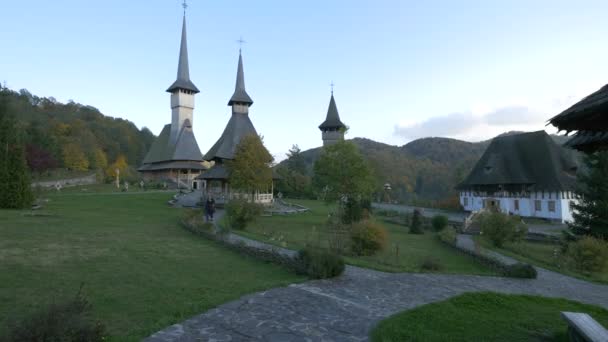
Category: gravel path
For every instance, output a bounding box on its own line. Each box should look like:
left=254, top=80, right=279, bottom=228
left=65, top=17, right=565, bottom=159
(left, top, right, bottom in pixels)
left=145, top=233, right=608, bottom=342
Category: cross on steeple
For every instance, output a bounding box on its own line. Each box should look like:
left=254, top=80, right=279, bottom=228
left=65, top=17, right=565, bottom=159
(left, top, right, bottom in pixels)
left=236, top=36, right=246, bottom=52
left=330, top=81, right=334, bottom=95
left=182, top=0, right=188, bottom=14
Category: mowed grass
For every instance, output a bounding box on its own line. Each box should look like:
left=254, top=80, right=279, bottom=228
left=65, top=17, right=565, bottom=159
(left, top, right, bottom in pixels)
left=0, top=191, right=304, bottom=341
left=371, top=292, right=608, bottom=342
left=240, top=199, right=497, bottom=275
left=476, top=237, right=608, bottom=284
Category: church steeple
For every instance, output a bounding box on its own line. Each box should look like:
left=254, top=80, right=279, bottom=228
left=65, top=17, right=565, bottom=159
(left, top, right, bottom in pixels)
left=319, top=90, right=347, bottom=146
left=228, top=50, right=253, bottom=108
left=166, top=15, right=199, bottom=94
left=167, top=12, right=198, bottom=145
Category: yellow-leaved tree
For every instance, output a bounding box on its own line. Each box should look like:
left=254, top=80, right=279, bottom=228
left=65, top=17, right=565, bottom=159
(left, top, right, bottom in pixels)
left=62, top=143, right=89, bottom=171
left=105, top=155, right=129, bottom=181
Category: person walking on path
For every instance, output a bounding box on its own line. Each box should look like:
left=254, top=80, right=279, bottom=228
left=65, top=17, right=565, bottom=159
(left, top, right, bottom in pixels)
left=205, top=197, right=216, bottom=222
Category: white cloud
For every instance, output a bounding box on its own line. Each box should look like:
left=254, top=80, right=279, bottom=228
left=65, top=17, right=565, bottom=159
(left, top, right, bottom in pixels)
left=393, top=111, right=479, bottom=140
left=393, top=102, right=563, bottom=142
left=483, top=106, right=546, bottom=125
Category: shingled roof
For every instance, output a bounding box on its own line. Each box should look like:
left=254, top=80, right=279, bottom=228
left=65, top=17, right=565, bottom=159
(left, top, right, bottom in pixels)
left=227, top=51, right=253, bottom=106
left=457, top=131, right=578, bottom=191
left=166, top=16, right=199, bottom=94
left=139, top=122, right=204, bottom=170
left=550, top=84, right=608, bottom=132
left=204, top=113, right=259, bottom=161
left=205, top=52, right=260, bottom=161
left=319, top=94, right=346, bottom=130
left=549, top=84, right=608, bottom=152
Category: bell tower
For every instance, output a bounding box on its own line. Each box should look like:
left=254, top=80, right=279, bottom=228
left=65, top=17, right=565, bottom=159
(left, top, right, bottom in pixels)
left=166, top=12, right=199, bottom=145
left=319, top=86, right=347, bottom=146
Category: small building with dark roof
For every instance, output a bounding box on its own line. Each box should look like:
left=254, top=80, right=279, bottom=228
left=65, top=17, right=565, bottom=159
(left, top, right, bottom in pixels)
left=457, top=131, right=579, bottom=222
left=319, top=92, right=347, bottom=146
left=196, top=51, right=276, bottom=204
left=138, top=15, right=207, bottom=189
left=549, top=83, right=608, bottom=152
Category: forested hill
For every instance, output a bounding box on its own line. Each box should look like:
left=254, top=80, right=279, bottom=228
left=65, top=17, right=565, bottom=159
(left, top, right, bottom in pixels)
left=286, top=134, right=573, bottom=204
left=4, top=88, right=155, bottom=178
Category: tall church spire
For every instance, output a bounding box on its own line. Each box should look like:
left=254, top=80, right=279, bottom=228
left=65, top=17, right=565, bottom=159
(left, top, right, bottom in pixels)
left=166, top=15, right=199, bottom=93
left=319, top=89, right=347, bottom=146
left=228, top=50, right=253, bottom=106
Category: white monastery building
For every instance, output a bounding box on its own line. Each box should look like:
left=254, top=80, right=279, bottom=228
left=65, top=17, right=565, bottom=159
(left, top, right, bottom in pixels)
left=457, top=131, right=579, bottom=223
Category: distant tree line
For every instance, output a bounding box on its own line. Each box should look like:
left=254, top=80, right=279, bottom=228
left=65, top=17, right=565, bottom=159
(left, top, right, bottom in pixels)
left=1, top=87, right=155, bottom=181
left=275, top=138, right=483, bottom=207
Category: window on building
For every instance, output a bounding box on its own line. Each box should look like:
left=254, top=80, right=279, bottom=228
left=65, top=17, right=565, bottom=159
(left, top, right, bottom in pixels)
left=514, top=199, right=519, bottom=211
left=535, top=200, right=541, bottom=212
left=548, top=201, right=556, bottom=213
left=464, top=197, right=468, bottom=206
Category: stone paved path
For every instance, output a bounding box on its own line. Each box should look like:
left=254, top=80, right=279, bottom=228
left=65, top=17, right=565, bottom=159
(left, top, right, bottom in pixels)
left=145, top=234, right=608, bottom=341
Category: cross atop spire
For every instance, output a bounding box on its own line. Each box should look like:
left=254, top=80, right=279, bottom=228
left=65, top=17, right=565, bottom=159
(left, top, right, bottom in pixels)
left=182, top=0, right=188, bottom=15
left=236, top=36, right=246, bottom=53
left=166, top=11, right=199, bottom=93
left=330, top=81, right=334, bottom=95
left=228, top=49, right=253, bottom=106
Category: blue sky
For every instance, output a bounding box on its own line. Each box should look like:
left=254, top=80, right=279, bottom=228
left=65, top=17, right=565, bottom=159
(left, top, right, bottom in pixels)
left=2, top=0, right=608, bottom=161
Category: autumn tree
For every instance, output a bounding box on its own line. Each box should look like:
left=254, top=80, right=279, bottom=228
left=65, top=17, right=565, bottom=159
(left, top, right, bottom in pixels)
left=90, top=148, right=108, bottom=170
left=569, top=151, right=608, bottom=240
left=0, top=89, right=33, bottom=208
left=62, top=143, right=89, bottom=171
left=227, top=134, right=274, bottom=199
left=105, top=155, right=129, bottom=181
left=313, top=141, right=375, bottom=223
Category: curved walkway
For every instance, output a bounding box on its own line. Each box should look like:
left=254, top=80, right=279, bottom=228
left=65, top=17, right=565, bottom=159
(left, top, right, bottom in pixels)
left=145, top=236, right=608, bottom=341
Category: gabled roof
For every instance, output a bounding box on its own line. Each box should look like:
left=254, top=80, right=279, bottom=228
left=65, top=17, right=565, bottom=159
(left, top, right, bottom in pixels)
left=141, top=122, right=203, bottom=165
left=166, top=16, right=200, bottom=94
left=457, top=131, right=578, bottom=191
left=204, top=113, right=258, bottom=161
left=319, top=94, right=346, bottom=130
left=228, top=51, right=253, bottom=106
left=549, top=84, right=608, bottom=132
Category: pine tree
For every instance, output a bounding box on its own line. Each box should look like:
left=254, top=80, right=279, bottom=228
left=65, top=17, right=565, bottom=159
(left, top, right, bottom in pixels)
left=569, top=151, right=608, bottom=240
left=0, top=89, right=33, bottom=209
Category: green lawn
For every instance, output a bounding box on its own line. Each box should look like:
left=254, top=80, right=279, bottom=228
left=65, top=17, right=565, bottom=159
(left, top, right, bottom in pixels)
left=371, top=292, right=608, bottom=342
left=0, top=190, right=304, bottom=341
left=475, top=237, right=608, bottom=284
left=239, top=199, right=497, bottom=275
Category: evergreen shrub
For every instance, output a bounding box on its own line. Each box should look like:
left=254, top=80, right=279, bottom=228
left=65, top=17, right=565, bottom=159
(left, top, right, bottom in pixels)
left=502, top=263, right=537, bottom=278
left=431, top=215, right=449, bottom=232
left=298, top=248, right=345, bottom=279
left=420, top=256, right=443, bottom=271
left=225, top=198, right=263, bottom=230
left=409, top=209, right=424, bottom=234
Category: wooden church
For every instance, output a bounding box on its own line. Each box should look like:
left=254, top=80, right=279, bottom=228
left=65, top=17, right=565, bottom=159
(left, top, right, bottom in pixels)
left=195, top=50, right=276, bottom=204
left=138, top=15, right=207, bottom=189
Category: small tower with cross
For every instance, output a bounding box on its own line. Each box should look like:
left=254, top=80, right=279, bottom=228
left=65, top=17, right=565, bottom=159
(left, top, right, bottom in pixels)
left=319, top=83, right=347, bottom=146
